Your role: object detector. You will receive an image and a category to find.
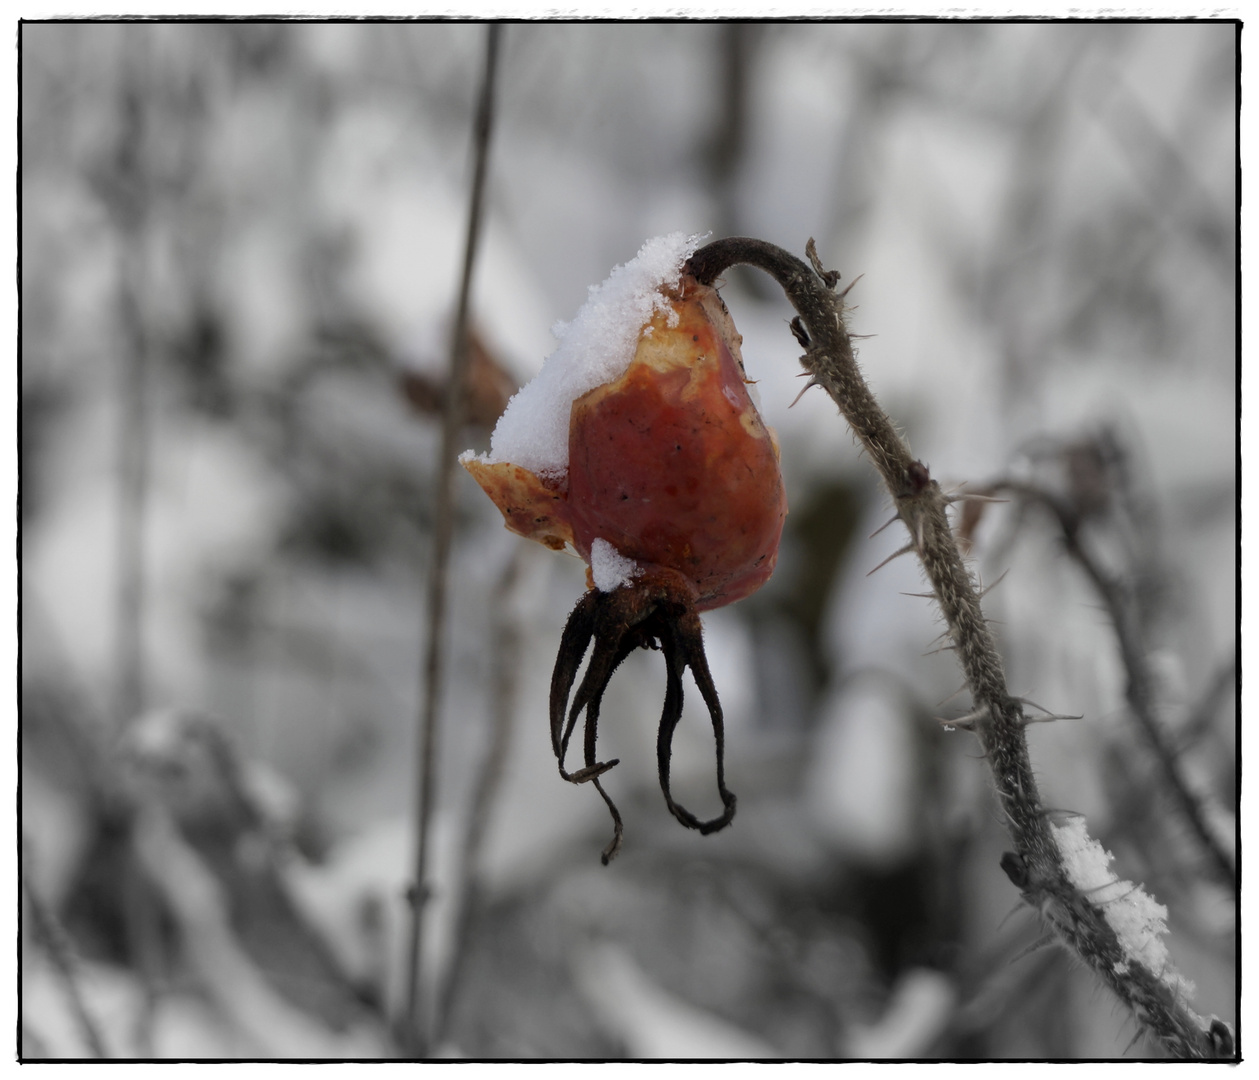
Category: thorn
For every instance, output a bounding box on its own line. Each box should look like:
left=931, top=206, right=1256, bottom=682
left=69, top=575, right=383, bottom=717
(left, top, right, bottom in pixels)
left=1016, top=697, right=1083, bottom=724
left=945, top=492, right=1008, bottom=506
left=937, top=704, right=989, bottom=731
left=789, top=378, right=821, bottom=408
left=996, top=899, right=1032, bottom=932
left=1122, top=1028, right=1146, bottom=1056
left=922, top=644, right=958, bottom=657
left=837, top=272, right=865, bottom=300
left=849, top=332, right=877, bottom=341
left=934, top=683, right=971, bottom=709
left=900, top=590, right=936, bottom=599
left=869, top=512, right=902, bottom=539
left=1009, top=933, right=1059, bottom=967
left=866, top=542, right=915, bottom=576
left=978, top=568, right=1010, bottom=599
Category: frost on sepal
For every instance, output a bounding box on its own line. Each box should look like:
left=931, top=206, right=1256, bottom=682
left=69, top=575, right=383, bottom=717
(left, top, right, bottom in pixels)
left=1049, top=817, right=1197, bottom=1005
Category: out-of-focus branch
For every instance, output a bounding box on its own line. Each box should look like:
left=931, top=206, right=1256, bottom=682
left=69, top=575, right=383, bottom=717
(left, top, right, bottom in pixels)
left=434, top=547, right=525, bottom=1049
left=23, top=851, right=108, bottom=1058
left=107, top=63, right=152, bottom=733
left=130, top=803, right=352, bottom=1057
left=405, top=22, right=501, bottom=1058
left=685, top=236, right=1229, bottom=1059
left=977, top=478, right=1235, bottom=890
left=1177, top=657, right=1236, bottom=755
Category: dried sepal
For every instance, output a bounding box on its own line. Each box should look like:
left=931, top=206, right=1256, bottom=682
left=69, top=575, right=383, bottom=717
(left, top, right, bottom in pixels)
left=550, top=567, right=736, bottom=862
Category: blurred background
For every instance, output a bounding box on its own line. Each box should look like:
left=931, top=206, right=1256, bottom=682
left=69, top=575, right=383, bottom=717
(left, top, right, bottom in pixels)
left=20, top=20, right=1236, bottom=1059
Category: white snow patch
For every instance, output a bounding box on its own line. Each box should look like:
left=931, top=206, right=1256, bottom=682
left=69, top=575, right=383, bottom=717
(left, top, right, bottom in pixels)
left=845, top=968, right=956, bottom=1059
left=589, top=538, right=640, bottom=593
left=469, top=232, right=706, bottom=479
left=1050, top=817, right=1197, bottom=1001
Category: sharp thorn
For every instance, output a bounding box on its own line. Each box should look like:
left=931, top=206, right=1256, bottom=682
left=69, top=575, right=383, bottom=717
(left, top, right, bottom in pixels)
left=944, top=492, right=1008, bottom=506
left=866, top=542, right=915, bottom=577
left=869, top=512, right=903, bottom=539
left=900, top=590, right=936, bottom=599
left=934, top=683, right=971, bottom=709
left=978, top=568, right=1011, bottom=599
left=938, top=704, right=990, bottom=732
left=789, top=379, right=820, bottom=408
left=996, top=900, right=1031, bottom=932
left=1016, top=697, right=1081, bottom=721
left=837, top=272, right=865, bottom=299
left=1009, top=932, right=1059, bottom=967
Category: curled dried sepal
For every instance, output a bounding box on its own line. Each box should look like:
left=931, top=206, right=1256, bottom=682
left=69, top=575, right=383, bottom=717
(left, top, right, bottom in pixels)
left=550, top=567, right=736, bottom=863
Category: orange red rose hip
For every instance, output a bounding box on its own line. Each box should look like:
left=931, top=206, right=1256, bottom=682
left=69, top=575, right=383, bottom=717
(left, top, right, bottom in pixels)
left=463, top=250, right=786, bottom=862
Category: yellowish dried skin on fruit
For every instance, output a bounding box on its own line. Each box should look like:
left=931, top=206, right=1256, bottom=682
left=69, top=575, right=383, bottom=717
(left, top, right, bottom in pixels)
left=461, top=458, right=573, bottom=551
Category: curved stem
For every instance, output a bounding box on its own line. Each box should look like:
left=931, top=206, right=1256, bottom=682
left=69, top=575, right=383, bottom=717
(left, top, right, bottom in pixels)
left=685, top=237, right=1227, bottom=1059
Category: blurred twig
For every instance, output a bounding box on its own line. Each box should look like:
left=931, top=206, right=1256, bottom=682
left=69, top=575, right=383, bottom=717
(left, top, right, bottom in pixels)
left=1177, top=657, right=1236, bottom=755
left=405, top=22, right=501, bottom=1058
left=977, top=478, right=1235, bottom=890
left=107, top=56, right=152, bottom=733
left=130, top=802, right=351, bottom=1057
left=23, top=852, right=108, bottom=1059
left=434, top=547, right=525, bottom=1049
left=93, top=39, right=161, bottom=1053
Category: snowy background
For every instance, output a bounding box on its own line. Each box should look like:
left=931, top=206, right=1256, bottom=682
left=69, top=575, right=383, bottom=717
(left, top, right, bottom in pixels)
left=21, top=21, right=1236, bottom=1059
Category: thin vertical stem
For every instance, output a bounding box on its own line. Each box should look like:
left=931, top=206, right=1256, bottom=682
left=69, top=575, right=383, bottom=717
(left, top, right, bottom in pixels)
left=434, top=547, right=524, bottom=1048
left=403, top=23, right=501, bottom=1058
left=112, top=74, right=150, bottom=733
left=115, top=249, right=149, bottom=731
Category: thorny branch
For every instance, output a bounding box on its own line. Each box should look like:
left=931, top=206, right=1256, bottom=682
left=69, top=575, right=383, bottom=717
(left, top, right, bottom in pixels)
left=684, top=237, right=1230, bottom=1060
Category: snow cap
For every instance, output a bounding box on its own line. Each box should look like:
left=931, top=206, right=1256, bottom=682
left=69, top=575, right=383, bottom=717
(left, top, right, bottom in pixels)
left=463, top=232, right=706, bottom=479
